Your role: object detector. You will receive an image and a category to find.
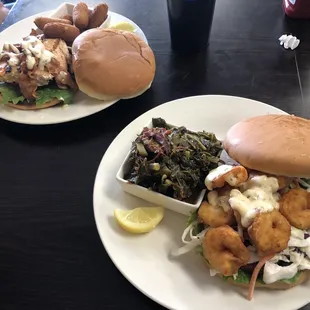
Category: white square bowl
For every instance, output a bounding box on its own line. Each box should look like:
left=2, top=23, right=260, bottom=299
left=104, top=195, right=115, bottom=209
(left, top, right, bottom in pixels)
left=116, top=121, right=207, bottom=216
left=48, top=2, right=111, bottom=28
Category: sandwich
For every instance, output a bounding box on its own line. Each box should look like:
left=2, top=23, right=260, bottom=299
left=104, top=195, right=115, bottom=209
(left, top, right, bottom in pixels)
left=71, top=28, right=156, bottom=101
left=0, top=35, right=77, bottom=110
left=172, top=114, right=310, bottom=300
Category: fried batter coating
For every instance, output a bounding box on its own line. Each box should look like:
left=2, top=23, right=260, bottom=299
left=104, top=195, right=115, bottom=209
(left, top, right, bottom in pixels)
left=43, top=23, right=80, bottom=43
left=34, top=17, right=72, bottom=30
left=73, top=2, right=89, bottom=30
left=203, top=225, right=250, bottom=276
left=280, top=188, right=310, bottom=230
left=88, top=3, right=109, bottom=29
left=198, top=189, right=235, bottom=228
left=205, top=165, right=248, bottom=191
left=248, top=210, right=290, bottom=257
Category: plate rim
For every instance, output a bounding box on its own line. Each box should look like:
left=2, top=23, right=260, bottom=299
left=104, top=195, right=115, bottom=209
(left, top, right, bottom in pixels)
left=92, top=95, right=310, bottom=310
left=0, top=9, right=148, bottom=125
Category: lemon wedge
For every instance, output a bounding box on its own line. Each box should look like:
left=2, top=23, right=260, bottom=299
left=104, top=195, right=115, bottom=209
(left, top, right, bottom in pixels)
left=114, top=207, right=164, bottom=234
left=109, top=22, right=136, bottom=32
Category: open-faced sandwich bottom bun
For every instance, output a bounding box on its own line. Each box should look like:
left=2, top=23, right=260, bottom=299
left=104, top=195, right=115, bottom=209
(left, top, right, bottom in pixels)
left=205, top=261, right=310, bottom=290
left=72, top=28, right=156, bottom=101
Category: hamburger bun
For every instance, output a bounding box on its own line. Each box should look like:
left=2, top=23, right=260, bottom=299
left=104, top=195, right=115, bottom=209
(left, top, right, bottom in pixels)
left=72, top=28, right=156, bottom=101
left=6, top=98, right=61, bottom=110
left=223, top=114, right=310, bottom=177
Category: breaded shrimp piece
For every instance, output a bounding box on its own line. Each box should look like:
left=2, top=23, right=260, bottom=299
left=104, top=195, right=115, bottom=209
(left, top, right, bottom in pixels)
left=203, top=225, right=250, bottom=276
left=279, top=188, right=310, bottom=230
left=248, top=210, right=291, bottom=257
left=205, top=165, right=248, bottom=191
left=198, top=189, right=235, bottom=227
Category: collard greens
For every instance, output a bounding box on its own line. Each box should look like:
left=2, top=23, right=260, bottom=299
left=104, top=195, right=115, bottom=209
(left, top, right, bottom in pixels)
left=124, top=118, right=223, bottom=201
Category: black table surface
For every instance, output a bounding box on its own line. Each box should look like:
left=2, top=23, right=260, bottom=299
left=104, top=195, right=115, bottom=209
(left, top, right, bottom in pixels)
left=1, top=0, right=310, bottom=309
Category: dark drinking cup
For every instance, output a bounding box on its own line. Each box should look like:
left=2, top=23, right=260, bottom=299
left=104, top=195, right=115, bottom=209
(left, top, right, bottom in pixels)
left=167, top=0, right=216, bottom=54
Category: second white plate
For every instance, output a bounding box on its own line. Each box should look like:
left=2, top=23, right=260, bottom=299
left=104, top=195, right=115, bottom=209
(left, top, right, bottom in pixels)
left=0, top=9, right=148, bottom=125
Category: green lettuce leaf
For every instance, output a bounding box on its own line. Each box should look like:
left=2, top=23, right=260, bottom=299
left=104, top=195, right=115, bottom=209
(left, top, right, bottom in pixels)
left=196, top=245, right=203, bottom=256
left=187, top=211, right=198, bottom=227
left=0, top=83, right=24, bottom=104
left=223, top=270, right=250, bottom=284
left=36, top=87, right=73, bottom=105
left=280, top=271, right=301, bottom=284
left=0, top=83, right=73, bottom=106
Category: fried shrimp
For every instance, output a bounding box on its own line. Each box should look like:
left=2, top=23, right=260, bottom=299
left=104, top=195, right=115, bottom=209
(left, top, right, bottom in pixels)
left=203, top=225, right=250, bottom=276
left=279, top=188, right=310, bottom=230
left=248, top=210, right=290, bottom=256
left=198, top=189, right=235, bottom=227
left=205, top=165, right=248, bottom=191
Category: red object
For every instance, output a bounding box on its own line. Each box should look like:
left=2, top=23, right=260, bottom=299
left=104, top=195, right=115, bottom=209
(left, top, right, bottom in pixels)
left=283, top=0, right=310, bottom=19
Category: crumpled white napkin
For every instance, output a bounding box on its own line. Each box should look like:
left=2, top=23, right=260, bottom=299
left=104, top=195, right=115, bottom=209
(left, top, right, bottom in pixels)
left=279, top=34, right=300, bottom=50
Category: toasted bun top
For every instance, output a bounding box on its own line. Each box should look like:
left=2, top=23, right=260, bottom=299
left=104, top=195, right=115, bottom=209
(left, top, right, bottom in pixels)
left=72, top=28, right=156, bottom=101
left=223, top=114, right=310, bottom=178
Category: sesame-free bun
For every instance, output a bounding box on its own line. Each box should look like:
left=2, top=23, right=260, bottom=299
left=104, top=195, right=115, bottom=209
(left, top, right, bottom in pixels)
left=223, top=114, right=310, bottom=178
left=72, top=28, right=156, bottom=101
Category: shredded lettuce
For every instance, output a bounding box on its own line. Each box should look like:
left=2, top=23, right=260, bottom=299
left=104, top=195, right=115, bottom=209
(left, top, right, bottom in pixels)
left=223, top=270, right=250, bottom=284
left=187, top=211, right=198, bottom=227
left=299, top=178, right=310, bottom=190
left=280, top=271, right=301, bottom=284
left=0, top=83, right=73, bottom=106
left=196, top=245, right=203, bottom=256
left=186, top=210, right=205, bottom=236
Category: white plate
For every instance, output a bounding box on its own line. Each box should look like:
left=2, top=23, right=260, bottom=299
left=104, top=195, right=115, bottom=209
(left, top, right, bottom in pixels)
left=0, top=7, right=147, bottom=125
left=93, top=95, right=310, bottom=310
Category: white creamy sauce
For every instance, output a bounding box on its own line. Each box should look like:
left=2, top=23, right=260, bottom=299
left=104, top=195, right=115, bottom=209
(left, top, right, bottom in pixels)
left=228, top=175, right=280, bottom=228
left=207, top=190, right=231, bottom=213
left=204, top=165, right=234, bottom=190
left=3, top=42, right=21, bottom=66
left=3, top=42, right=19, bottom=54
left=289, top=237, right=310, bottom=247
left=3, top=43, right=9, bottom=51
left=263, top=227, right=310, bottom=283
left=21, top=36, right=54, bottom=70
left=291, top=226, right=305, bottom=240
left=7, top=53, right=20, bottom=66
left=263, top=261, right=298, bottom=284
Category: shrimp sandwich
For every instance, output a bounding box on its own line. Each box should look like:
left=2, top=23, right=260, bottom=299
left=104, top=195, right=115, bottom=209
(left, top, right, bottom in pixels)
left=172, top=114, right=310, bottom=300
